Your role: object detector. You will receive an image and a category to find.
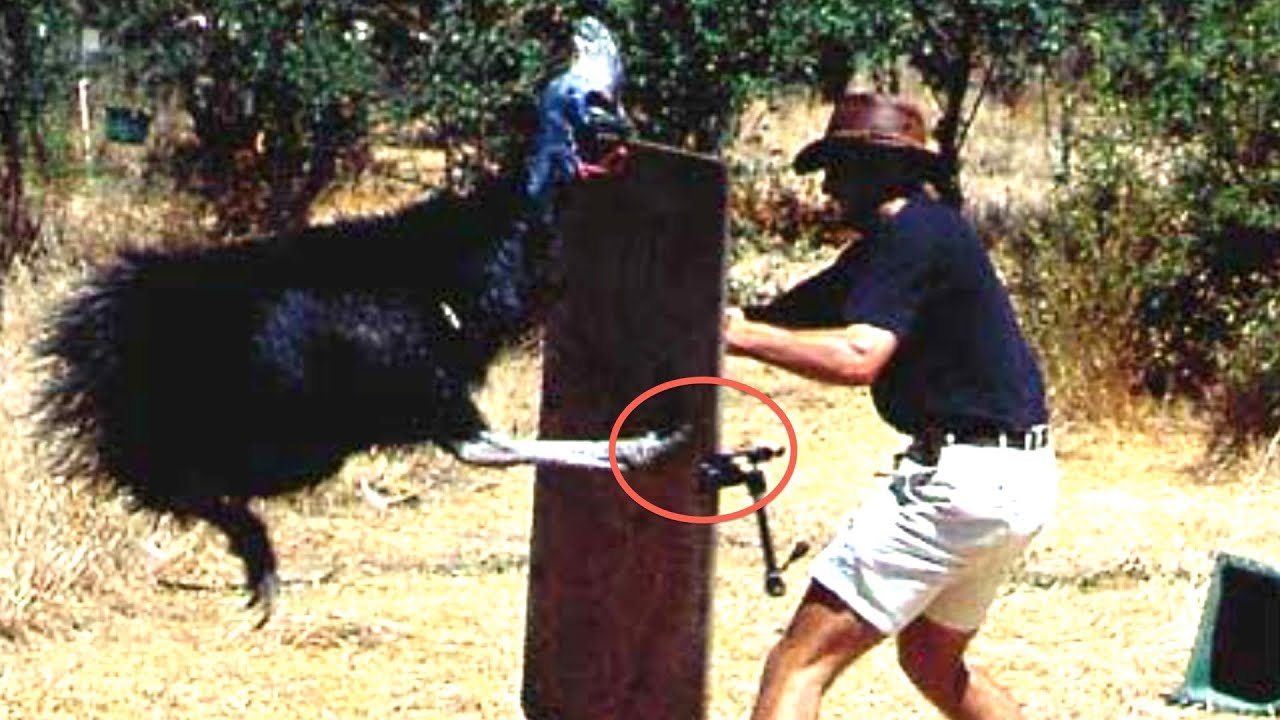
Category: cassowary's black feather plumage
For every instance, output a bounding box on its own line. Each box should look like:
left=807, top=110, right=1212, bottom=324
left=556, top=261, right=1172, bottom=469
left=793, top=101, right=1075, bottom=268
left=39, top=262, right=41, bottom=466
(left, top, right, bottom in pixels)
left=39, top=177, right=548, bottom=503
left=36, top=177, right=565, bottom=619
left=34, top=16, right=664, bottom=624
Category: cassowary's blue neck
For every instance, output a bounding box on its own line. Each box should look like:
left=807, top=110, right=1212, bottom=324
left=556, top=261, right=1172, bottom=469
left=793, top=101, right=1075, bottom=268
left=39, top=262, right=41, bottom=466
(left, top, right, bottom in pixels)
left=455, top=184, right=560, bottom=353
left=522, top=81, right=582, bottom=225
left=461, top=15, right=623, bottom=345
left=523, top=16, right=624, bottom=224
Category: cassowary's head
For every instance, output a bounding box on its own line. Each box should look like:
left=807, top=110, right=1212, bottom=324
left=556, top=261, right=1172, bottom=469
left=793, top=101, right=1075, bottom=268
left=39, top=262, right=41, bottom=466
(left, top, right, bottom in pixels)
left=525, top=16, right=630, bottom=209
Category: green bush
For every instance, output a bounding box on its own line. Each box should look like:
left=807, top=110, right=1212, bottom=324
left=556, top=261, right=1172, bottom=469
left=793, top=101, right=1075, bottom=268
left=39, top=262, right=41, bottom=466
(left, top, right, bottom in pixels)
left=1096, top=0, right=1279, bottom=441
left=83, top=1, right=830, bottom=230
left=1000, top=121, right=1183, bottom=421
left=1017, top=0, right=1280, bottom=440
left=0, top=2, right=81, bottom=263
left=92, top=2, right=383, bottom=235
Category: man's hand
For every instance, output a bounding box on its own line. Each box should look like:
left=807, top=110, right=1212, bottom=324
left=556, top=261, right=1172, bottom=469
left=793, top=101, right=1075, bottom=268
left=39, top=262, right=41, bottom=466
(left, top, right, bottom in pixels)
left=722, top=306, right=747, bottom=355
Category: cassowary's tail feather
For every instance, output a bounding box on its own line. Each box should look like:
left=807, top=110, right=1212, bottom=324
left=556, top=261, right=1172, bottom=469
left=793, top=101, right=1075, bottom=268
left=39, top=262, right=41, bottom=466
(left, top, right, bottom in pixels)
left=34, top=255, right=147, bottom=483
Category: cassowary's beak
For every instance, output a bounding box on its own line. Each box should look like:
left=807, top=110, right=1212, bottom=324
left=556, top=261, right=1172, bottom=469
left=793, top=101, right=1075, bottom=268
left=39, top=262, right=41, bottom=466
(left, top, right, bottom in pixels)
left=569, top=86, right=632, bottom=179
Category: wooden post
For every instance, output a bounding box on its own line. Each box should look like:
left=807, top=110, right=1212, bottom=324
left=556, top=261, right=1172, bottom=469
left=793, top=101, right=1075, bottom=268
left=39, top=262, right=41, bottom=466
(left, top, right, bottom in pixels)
left=523, top=141, right=727, bottom=719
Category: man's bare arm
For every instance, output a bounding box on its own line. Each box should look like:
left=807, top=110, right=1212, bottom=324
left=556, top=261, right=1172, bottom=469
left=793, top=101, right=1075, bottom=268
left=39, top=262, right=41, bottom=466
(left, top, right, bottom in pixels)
left=723, top=308, right=898, bottom=386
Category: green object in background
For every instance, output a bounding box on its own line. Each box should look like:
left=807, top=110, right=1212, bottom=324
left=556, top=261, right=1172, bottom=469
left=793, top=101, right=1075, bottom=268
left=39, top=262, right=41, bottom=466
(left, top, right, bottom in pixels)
left=105, top=106, right=150, bottom=144
left=1167, top=553, right=1280, bottom=715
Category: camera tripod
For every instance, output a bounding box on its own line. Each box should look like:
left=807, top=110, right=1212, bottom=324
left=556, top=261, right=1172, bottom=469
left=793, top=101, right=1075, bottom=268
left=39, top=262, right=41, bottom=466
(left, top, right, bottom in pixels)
left=697, top=445, right=809, bottom=596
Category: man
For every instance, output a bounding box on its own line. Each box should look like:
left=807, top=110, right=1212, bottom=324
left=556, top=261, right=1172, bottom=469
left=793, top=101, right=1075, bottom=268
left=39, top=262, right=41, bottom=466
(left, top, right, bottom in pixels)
left=723, top=92, right=1058, bottom=720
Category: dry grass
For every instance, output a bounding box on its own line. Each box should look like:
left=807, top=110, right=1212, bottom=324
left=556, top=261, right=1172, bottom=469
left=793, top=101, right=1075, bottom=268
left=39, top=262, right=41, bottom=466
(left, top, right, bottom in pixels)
left=1, top=100, right=1276, bottom=718
left=0, top=245, right=136, bottom=640
left=2, top=349, right=1275, bottom=718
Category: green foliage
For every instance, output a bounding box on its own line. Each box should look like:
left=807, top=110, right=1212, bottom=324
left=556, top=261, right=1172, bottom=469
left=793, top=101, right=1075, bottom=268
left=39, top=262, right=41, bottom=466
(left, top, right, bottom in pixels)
left=369, top=0, right=554, bottom=179
left=89, top=1, right=383, bottom=234
left=0, top=2, right=80, bottom=263
left=82, top=1, right=842, bottom=225
left=996, top=126, right=1170, bottom=422
left=63, top=1, right=1086, bottom=229
left=770, top=0, right=1080, bottom=203
left=1027, top=0, right=1280, bottom=440
left=610, top=0, right=818, bottom=152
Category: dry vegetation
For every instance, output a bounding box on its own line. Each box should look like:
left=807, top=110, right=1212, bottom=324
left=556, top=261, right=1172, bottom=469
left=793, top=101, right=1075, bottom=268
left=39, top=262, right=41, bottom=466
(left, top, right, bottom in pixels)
left=1, top=96, right=1277, bottom=719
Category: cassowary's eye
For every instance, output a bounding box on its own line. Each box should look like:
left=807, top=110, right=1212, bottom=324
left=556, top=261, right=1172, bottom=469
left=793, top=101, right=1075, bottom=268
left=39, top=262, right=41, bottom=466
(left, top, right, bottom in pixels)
left=579, top=92, right=628, bottom=146
left=584, top=91, right=612, bottom=110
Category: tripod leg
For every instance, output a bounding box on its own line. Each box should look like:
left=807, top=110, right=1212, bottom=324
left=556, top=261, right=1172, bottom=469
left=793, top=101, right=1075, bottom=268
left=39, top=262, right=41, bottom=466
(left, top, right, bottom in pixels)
left=751, top=493, right=786, bottom=596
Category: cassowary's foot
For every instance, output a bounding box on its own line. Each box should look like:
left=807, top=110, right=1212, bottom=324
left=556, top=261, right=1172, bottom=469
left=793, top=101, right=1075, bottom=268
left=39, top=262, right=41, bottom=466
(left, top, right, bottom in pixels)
left=613, top=424, right=691, bottom=471
left=449, top=424, right=691, bottom=471
left=246, top=569, right=280, bottom=628
left=196, top=498, right=281, bottom=629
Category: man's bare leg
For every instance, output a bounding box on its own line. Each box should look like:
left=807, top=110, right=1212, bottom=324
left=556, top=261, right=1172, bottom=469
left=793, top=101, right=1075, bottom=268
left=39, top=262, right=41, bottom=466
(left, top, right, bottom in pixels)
left=751, top=582, right=885, bottom=720
left=897, top=615, right=1026, bottom=720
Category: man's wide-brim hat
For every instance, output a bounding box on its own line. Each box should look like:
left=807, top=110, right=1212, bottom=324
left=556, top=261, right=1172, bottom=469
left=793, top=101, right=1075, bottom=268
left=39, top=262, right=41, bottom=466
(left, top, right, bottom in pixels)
left=793, top=92, right=940, bottom=174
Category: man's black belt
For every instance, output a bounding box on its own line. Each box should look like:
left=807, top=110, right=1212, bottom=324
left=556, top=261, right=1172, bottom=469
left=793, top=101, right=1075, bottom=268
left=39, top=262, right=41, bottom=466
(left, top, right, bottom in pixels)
left=908, top=425, right=1051, bottom=465
left=937, top=425, right=1050, bottom=451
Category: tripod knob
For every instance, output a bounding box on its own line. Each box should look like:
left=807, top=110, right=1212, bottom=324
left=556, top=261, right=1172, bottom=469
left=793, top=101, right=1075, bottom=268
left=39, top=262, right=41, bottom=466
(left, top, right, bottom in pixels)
left=765, top=574, right=786, bottom=597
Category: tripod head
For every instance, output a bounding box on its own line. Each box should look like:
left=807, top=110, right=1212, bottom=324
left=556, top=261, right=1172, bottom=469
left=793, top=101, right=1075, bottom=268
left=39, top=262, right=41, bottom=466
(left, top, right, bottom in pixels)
left=697, top=446, right=785, bottom=495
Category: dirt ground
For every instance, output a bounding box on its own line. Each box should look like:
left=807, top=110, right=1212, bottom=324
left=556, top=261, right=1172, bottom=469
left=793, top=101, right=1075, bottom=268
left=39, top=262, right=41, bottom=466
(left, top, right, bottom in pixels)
left=3, top=349, right=1277, bottom=720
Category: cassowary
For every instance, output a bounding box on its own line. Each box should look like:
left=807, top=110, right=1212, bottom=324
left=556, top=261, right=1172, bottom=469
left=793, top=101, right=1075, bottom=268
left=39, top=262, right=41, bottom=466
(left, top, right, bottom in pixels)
left=36, top=17, right=680, bottom=624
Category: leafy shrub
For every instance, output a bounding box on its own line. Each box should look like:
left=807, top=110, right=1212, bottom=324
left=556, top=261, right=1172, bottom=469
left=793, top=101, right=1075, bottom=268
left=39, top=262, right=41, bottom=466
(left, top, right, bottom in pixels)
left=0, top=2, right=82, bottom=263
left=92, top=2, right=383, bottom=235
left=999, top=120, right=1186, bottom=421
left=1015, top=0, right=1280, bottom=440
left=1090, top=0, right=1280, bottom=441
left=85, top=0, right=834, bottom=230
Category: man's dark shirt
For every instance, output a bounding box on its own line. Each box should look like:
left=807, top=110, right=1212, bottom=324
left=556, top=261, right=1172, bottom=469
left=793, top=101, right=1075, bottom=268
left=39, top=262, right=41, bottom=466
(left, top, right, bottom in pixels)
left=744, top=192, right=1048, bottom=436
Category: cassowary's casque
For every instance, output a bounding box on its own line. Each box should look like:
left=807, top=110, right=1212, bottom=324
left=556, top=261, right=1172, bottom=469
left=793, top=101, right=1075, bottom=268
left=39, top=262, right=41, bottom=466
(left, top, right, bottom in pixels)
left=36, top=17, right=679, bottom=623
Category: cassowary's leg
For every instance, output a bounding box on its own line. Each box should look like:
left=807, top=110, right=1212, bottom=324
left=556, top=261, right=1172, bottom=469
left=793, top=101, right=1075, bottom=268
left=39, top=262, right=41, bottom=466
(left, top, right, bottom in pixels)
left=448, top=426, right=689, bottom=471
left=195, top=498, right=280, bottom=627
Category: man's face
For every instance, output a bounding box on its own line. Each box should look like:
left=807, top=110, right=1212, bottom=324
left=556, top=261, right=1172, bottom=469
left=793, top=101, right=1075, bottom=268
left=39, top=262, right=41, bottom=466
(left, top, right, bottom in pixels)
left=820, top=153, right=892, bottom=228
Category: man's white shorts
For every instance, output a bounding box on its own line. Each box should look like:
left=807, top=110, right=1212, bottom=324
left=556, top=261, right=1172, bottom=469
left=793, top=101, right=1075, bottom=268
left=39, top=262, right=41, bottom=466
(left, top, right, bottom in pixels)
left=811, top=441, right=1058, bottom=635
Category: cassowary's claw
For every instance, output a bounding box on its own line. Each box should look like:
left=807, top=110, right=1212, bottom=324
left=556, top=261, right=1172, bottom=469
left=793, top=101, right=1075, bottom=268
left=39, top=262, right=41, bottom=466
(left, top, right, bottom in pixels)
left=246, top=571, right=280, bottom=628
left=614, top=424, right=692, bottom=471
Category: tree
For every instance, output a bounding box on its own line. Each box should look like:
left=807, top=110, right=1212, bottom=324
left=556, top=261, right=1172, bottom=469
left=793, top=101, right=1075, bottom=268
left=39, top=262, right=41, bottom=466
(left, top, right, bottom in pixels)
left=612, top=0, right=794, bottom=152
left=87, top=0, right=836, bottom=227
left=0, top=5, right=37, bottom=259
left=1083, top=0, right=1280, bottom=439
left=80, top=1, right=1081, bottom=231
left=0, top=3, right=76, bottom=267
left=358, top=0, right=558, bottom=181
left=775, top=0, right=1079, bottom=205
left=91, top=1, right=381, bottom=235
left=374, top=0, right=828, bottom=158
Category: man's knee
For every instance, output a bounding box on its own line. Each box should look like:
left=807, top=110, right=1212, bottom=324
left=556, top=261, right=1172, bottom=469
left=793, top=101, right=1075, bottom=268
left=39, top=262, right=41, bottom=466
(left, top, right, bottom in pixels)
left=898, top=646, right=969, bottom=705
left=765, top=621, right=860, bottom=680
left=896, top=618, right=973, bottom=706
left=764, top=583, right=885, bottom=682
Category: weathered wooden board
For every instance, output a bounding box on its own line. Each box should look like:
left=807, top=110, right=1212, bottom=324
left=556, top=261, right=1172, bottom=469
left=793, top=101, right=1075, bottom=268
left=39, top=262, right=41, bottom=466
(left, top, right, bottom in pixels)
left=523, top=141, right=727, bottom=720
